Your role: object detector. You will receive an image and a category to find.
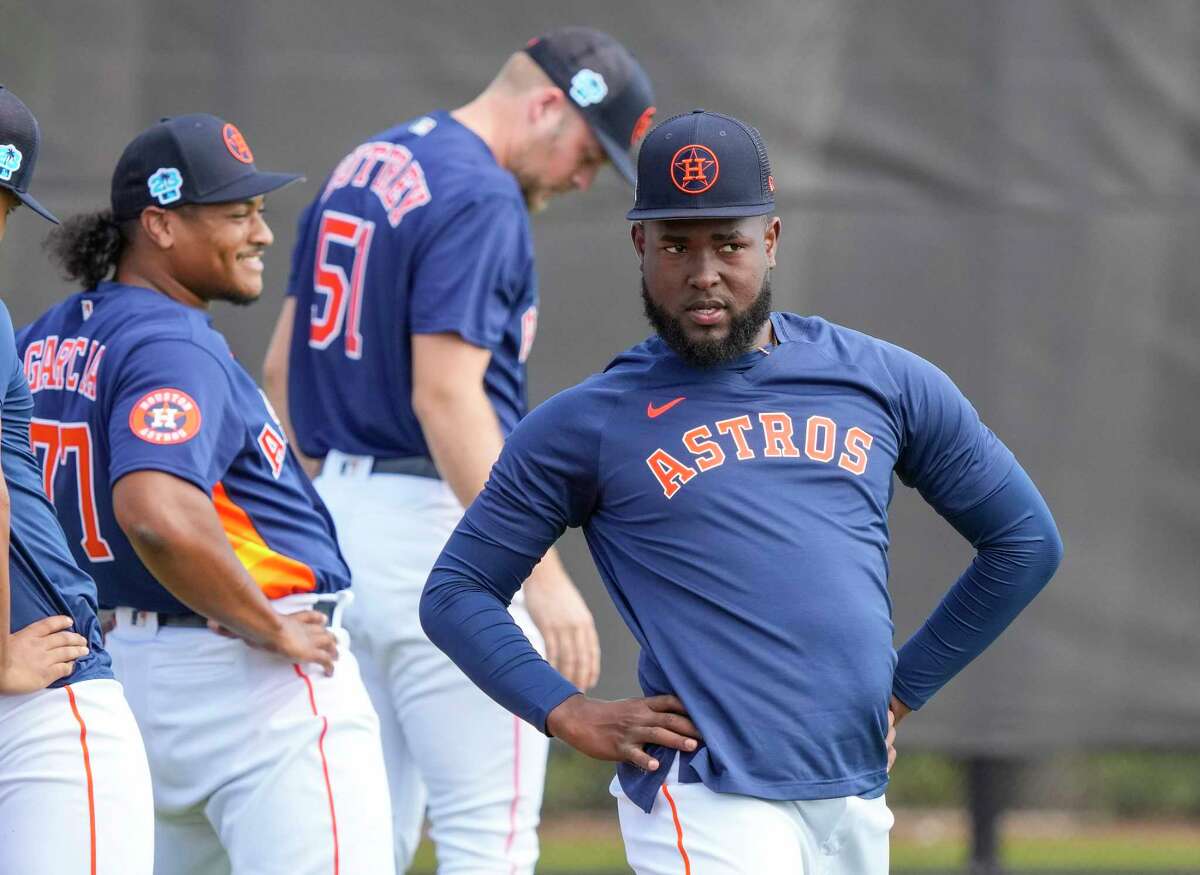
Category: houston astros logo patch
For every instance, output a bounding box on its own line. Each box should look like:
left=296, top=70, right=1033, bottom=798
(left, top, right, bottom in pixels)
left=0, top=143, right=22, bottom=181
left=671, top=144, right=719, bottom=194
left=222, top=123, right=254, bottom=164
left=129, top=388, right=202, bottom=445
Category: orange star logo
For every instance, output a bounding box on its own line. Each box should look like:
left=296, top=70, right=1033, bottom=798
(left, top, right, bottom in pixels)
left=670, top=144, right=719, bottom=194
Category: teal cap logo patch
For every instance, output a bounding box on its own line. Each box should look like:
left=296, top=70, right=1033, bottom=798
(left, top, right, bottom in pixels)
left=147, top=167, right=183, bottom=205
left=569, top=69, right=608, bottom=108
left=0, top=144, right=22, bottom=181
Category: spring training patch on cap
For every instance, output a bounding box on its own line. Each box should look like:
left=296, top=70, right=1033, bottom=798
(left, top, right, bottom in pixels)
left=0, top=144, right=22, bottom=181
left=147, top=167, right=184, bottom=205
left=129, top=388, right=202, bottom=445
left=569, top=69, right=608, bottom=107
left=222, top=123, right=254, bottom=164
left=671, top=144, right=719, bottom=194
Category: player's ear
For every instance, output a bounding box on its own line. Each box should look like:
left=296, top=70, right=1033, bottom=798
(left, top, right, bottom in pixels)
left=138, top=206, right=175, bottom=251
left=528, top=86, right=567, bottom=131
left=631, top=222, right=647, bottom=258
left=763, top=216, right=781, bottom=269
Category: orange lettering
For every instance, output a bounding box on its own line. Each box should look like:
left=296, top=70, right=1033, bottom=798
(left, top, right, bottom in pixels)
left=715, top=415, right=755, bottom=460
left=759, top=412, right=800, bottom=457
left=805, top=415, right=836, bottom=463
left=682, top=425, right=726, bottom=472
left=645, top=448, right=697, bottom=499
left=838, top=426, right=874, bottom=475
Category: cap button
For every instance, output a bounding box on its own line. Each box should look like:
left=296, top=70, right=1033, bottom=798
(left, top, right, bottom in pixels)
left=691, top=108, right=706, bottom=114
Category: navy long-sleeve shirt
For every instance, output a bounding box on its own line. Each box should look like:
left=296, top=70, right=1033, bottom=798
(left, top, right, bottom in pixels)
left=422, top=312, right=1062, bottom=812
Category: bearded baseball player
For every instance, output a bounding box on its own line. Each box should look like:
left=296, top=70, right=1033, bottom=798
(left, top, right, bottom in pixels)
left=20, top=114, right=394, bottom=874
left=262, top=27, right=655, bottom=873
left=0, top=85, right=154, bottom=874
left=420, top=110, right=1064, bottom=873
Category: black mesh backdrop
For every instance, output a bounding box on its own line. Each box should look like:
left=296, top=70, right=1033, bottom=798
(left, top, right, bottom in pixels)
left=2, top=0, right=1196, bottom=751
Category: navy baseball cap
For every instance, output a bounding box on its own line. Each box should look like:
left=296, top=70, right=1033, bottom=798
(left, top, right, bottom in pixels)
left=627, top=110, right=776, bottom=221
left=525, top=27, right=656, bottom=186
left=111, top=113, right=303, bottom=222
left=0, top=85, right=58, bottom=223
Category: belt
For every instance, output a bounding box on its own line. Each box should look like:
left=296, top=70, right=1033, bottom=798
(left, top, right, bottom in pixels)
left=323, top=451, right=440, bottom=480
left=106, top=599, right=338, bottom=630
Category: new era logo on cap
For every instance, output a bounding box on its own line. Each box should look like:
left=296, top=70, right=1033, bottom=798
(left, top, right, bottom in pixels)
left=628, top=110, right=775, bottom=222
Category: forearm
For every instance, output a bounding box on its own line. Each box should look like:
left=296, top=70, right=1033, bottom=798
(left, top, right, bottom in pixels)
left=0, top=474, right=11, bottom=672
left=893, top=462, right=1063, bottom=710
left=421, top=517, right=578, bottom=731
left=115, top=477, right=285, bottom=644
left=415, top=382, right=505, bottom=508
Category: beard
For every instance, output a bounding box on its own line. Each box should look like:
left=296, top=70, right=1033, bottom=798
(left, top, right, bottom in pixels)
left=642, top=276, right=773, bottom=368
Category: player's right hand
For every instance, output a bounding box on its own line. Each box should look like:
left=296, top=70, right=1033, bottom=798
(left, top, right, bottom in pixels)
left=546, top=693, right=702, bottom=772
left=0, top=616, right=88, bottom=694
left=208, top=610, right=339, bottom=676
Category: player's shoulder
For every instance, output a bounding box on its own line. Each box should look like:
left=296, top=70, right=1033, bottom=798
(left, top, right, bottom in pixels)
left=775, top=311, right=946, bottom=387
left=397, top=112, right=522, bottom=203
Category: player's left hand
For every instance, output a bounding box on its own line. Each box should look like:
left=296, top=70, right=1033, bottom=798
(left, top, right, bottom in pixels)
left=524, top=569, right=601, bottom=691
left=0, top=616, right=89, bottom=694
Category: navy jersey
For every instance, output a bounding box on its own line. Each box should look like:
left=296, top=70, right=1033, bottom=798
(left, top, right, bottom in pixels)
left=17, top=282, right=351, bottom=614
left=285, top=111, right=538, bottom=459
left=424, top=312, right=1060, bottom=810
left=1, top=300, right=110, bottom=685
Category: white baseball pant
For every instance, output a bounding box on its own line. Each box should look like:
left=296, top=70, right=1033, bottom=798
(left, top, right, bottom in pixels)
left=612, top=761, right=893, bottom=874
left=0, top=677, right=154, bottom=874
left=105, top=592, right=395, bottom=875
left=316, top=453, right=549, bottom=875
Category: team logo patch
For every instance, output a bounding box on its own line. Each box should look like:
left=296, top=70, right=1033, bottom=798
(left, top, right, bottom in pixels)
left=671, top=144, right=719, bottom=195
left=630, top=106, right=656, bottom=146
left=81, top=299, right=94, bottom=320
left=0, top=143, right=22, bottom=181
left=147, top=167, right=184, bottom=205
left=569, top=69, right=608, bottom=107
left=129, top=388, right=202, bottom=445
left=222, top=123, right=254, bottom=164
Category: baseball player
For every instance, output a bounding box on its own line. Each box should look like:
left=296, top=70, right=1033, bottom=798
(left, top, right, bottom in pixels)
left=261, top=27, right=656, bottom=873
left=0, top=84, right=154, bottom=874
left=20, top=113, right=395, bottom=875
left=420, top=110, right=1064, bottom=874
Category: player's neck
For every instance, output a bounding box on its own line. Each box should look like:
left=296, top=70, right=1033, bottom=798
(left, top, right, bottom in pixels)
left=451, top=98, right=515, bottom=170
left=114, top=259, right=208, bottom=311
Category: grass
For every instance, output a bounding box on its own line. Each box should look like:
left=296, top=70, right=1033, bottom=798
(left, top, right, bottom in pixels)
left=408, top=830, right=1200, bottom=873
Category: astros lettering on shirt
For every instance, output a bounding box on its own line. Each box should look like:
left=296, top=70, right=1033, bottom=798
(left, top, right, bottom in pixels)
left=0, top=300, right=110, bottom=685
left=17, top=282, right=351, bottom=614
left=285, top=111, right=538, bottom=459
left=431, top=312, right=1016, bottom=810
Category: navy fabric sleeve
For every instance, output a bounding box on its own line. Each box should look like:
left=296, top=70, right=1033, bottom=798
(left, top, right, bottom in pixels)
left=892, top=460, right=1063, bottom=709
left=106, top=339, right=240, bottom=494
left=421, top=387, right=604, bottom=732
left=408, top=195, right=528, bottom=348
left=893, top=352, right=1015, bottom=516
left=0, top=301, right=15, bottom=416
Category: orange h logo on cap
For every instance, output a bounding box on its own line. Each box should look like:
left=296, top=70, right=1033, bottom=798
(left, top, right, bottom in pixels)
left=670, top=144, right=719, bottom=194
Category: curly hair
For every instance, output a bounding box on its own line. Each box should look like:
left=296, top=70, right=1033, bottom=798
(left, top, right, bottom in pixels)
left=43, top=210, right=127, bottom=289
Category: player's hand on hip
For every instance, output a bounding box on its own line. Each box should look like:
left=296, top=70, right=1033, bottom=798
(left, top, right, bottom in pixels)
left=546, top=693, right=702, bottom=772
left=887, top=694, right=910, bottom=772
left=210, top=609, right=339, bottom=676
left=524, top=570, right=601, bottom=691
left=0, top=616, right=89, bottom=694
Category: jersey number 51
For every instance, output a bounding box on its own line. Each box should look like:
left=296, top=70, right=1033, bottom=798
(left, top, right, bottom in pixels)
left=309, top=210, right=375, bottom=360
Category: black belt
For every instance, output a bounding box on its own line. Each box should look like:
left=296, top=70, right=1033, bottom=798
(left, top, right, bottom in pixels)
left=120, top=600, right=337, bottom=629
left=367, top=456, right=441, bottom=479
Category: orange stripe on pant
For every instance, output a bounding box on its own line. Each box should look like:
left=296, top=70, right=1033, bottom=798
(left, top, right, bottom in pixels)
left=660, top=783, right=692, bottom=875
left=65, top=685, right=98, bottom=875
left=294, top=665, right=341, bottom=875
left=212, top=482, right=317, bottom=598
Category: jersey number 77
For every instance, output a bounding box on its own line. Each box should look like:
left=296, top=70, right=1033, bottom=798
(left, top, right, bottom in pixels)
left=29, top=419, right=115, bottom=562
left=309, top=210, right=375, bottom=360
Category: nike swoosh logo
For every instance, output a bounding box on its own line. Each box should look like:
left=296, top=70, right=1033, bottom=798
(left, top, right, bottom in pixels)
left=646, top=397, right=686, bottom=418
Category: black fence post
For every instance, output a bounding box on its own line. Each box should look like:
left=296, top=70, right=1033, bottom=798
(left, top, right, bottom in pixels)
left=967, top=756, right=1014, bottom=875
